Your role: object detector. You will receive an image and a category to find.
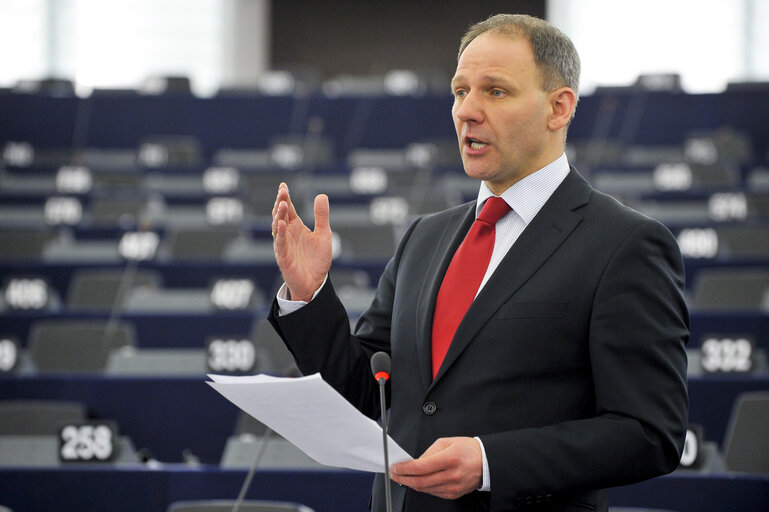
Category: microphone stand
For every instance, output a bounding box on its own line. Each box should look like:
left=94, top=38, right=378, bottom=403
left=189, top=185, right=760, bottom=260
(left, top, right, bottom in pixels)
left=371, top=351, right=393, bottom=512
left=377, top=376, right=393, bottom=512
left=231, top=426, right=273, bottom=512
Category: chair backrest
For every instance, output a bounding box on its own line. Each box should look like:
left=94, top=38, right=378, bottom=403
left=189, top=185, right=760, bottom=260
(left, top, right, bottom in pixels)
left=333, top=224, right=396, bottom=261
left=717, top=225, right=769, bottom=258
left=723, top=391, right=769, bottom=473
left=29, top=319, right=136, bottom=373
left=138, top=134, right=201, bottom=168
left=67, top=268, right=161, bottom=310
left=405, top=192, right=453, bottom=217
left=250, top=319, right=299, bottom=377
left=329, top=268, right=371, bottom=290
left=0, top=230, right=51, bottom=260
left=0, top=400, right=86, bottom=435
left=219, top=436, right=324, bottom=470
left=168, top=227, right=240, bottom=261
left=691, top=267, right=769, bottom=311
left=234, top=411, right=271, bottom=437
left=89, top=196, right=147, bottom=226
left=0, top=436, right=60, bottom=467
left=0, top=433, right=138, bottom=467
left=167, top=500, right=314, bottom=512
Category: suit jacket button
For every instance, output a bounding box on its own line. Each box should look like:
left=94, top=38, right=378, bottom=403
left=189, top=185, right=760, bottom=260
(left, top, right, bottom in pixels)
left=422, top=402, right=437, bottom=415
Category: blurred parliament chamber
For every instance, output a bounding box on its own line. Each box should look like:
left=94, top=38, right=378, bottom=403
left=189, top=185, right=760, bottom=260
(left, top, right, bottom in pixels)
left=0, top=72, right=768, bottom=512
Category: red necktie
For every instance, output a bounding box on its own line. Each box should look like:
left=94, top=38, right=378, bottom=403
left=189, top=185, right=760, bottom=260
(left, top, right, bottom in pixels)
left=431, top=197, right=511, bottom=379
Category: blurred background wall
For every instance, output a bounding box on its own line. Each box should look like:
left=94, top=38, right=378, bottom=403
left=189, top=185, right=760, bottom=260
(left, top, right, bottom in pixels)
left=1, top=0, right=767, bottom=96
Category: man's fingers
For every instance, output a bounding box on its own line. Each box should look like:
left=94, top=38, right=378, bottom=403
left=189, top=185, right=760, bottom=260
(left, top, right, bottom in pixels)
left=392, top=438, right=451, bottom=476
left=313, top=194, right=330, bottom=235
left=272, top=200, right=288, bottom=238
left=272, top=182, right=300, bottom=223
left=392, top=471, right=446, bottom=493
left=272, top=183, right=288, bottom=218
left=390, top=463, right=465, bottom=500
left=392, top=451, right=447, bottom=478
left=420, top=438, right=452, bottom=458
left=281, top=183, right=299, bottom=222
left=273, top=218, right=288, bottom=258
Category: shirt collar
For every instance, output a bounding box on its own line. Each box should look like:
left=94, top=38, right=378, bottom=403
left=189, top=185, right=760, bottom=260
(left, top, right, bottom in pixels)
left=475, top=153, right=571, bottom=225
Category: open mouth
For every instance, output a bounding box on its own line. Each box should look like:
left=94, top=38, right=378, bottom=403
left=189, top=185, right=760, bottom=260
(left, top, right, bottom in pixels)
left=465, top=137, right=489, bottom=150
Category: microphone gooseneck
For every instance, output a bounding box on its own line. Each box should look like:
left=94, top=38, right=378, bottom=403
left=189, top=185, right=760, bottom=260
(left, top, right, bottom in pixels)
left=371, top=351, right=393, bottom=512
left=231, top=425, right=273, bottom=512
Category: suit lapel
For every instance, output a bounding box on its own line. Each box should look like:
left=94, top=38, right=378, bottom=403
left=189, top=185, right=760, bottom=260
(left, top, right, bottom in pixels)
left=415, top=203, right=476, bottom=392
left=431, top=169, right=592, bottom=386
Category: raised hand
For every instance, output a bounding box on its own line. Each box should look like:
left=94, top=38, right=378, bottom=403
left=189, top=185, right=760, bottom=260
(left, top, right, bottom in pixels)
left=272, top=183, right=333, bottom=302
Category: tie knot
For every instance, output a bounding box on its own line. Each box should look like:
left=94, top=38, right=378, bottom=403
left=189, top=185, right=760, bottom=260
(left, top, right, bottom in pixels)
left=477, top=196, right=511, bottom=226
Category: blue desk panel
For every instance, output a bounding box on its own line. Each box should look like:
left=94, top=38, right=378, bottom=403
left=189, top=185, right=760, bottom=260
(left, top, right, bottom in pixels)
left=0, top=467, right=374, bottom=512
left=0, top=467, right=767, bottom=512
left=608, top=472, right=769, bottom=512
left=1, top=310, right=261, bottom=350
left=0, top=376, right=239, bottom=463
left=1, top=375, right=767, bottom=464
left=3, top=308, right=768, bottom=353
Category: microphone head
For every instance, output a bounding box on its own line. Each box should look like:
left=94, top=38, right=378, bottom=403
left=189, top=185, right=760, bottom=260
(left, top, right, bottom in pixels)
left=370, top=351, right=391, bottom=381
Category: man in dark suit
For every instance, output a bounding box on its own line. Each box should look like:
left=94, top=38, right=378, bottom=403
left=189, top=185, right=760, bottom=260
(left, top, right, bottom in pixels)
left=269, top=14, right=689, bottom=512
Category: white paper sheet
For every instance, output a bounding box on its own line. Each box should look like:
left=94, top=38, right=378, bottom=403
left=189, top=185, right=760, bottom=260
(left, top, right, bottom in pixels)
left=207, top=373, right=413, bottom=473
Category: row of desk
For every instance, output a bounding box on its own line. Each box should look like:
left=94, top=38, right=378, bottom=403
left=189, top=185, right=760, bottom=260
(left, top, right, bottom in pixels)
left=1, top=374, right=766, bottom=464
left=2, top=306, right=768, bottom=353
left=0, top=466, right=767, bottom=512
left=2, top=89, right=768, bottom=162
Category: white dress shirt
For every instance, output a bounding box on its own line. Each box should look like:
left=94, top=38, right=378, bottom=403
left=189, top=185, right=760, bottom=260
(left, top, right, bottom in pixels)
left=277, top=153, right=571, bottom=492
left=473, top=153, right=571, bottom=296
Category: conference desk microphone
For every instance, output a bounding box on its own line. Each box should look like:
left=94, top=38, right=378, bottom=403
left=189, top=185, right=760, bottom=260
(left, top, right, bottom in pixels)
left=230, top=424, right=274, bottom=512
left=371, top=351, right=393, bottom=512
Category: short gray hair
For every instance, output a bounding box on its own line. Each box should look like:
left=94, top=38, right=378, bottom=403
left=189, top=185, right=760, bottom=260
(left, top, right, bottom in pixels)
left=458, top=14, right=580, bottom=102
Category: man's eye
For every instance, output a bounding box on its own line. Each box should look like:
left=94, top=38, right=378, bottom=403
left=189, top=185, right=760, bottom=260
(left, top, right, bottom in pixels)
left=491, top=89, right=504, bottom=97
left=454, top=90, right=467, bottom=98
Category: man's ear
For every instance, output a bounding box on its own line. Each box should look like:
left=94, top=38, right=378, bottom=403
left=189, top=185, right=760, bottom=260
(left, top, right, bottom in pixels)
left=548, top=87, right=577, bottom=131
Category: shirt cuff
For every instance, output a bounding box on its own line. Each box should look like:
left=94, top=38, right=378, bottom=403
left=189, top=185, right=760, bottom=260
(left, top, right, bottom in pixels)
left=276, top=275, right=328, bottom=316
left=474, top=436, right=491, bottom=492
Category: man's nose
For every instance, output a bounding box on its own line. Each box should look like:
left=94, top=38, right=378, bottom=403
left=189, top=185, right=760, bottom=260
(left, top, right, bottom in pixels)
left=455, top=91, right=484, bottom=123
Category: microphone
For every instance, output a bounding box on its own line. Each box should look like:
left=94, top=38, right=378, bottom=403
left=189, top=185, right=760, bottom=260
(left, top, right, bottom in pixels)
left=371, top=351, right=391, bottom=383
left=370, top=351, right=393, bottom=512
left=231, top=424, right=274, bottom=512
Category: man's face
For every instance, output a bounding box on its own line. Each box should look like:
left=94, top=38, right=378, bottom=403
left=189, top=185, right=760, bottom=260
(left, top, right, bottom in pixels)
left=451, top=32, right=558, bottom=195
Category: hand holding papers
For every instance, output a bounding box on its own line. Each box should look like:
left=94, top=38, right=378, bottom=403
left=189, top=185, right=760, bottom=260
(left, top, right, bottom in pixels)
left=207, top=373, right=413, bottom=473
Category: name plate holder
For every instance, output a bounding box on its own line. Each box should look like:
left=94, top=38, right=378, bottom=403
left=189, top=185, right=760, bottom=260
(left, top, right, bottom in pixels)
left=0, top=337, right=20, bottom=374
left=58, top=421, right=119, bottom=463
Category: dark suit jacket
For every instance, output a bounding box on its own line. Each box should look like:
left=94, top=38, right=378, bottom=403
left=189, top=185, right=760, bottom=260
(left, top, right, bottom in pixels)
left=269, top=168, right=689, bottom=512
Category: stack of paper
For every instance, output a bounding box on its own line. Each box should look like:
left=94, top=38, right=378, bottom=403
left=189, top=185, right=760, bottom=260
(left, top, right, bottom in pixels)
left=207, top=373, right=413, bottom=472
